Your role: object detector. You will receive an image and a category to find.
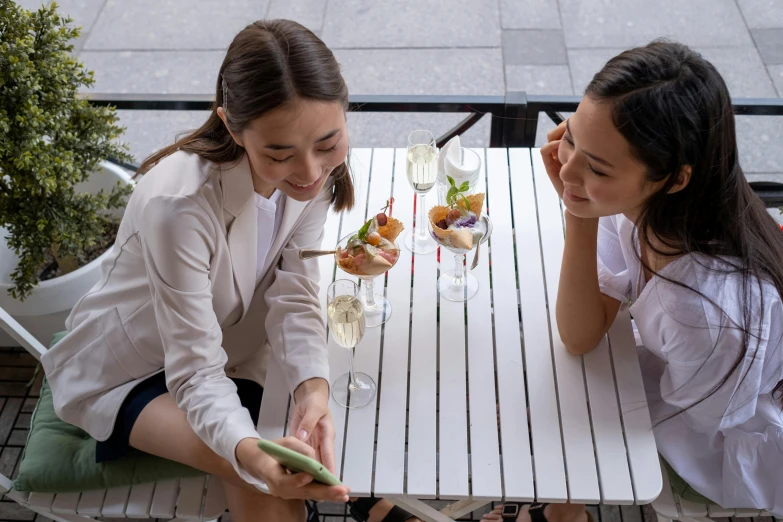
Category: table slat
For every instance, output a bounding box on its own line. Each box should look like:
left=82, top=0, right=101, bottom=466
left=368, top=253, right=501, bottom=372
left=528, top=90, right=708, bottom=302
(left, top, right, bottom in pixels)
left=464, top=149, right=502, bottom=501
left=438, top=263, right=470, bottom=498
left=27, top=493, right=55, bottom=511
left=329, top=148, right=373, bottom=481
left=374, top=148, right=415, bottom=497
left=203, top=475, right=228, bottom=519
left=150, top=479, right=179, bottom=519
left=125, top=483, right=155, bottom=518
left=318, top=206, right=344, bottom=310
left=531, top=149, right=600, bottom=503
left=51, top=492, right=80, bottom=514
left=583, top=336, right=635, bottom=503
left=316, top=195, right=346, bottom=472
left=342, top=148, right=394, bottom=495
left=405, top=151, right=440, bottom=499
left=707, top=504, right=736, bottom=517
left=101, top=486, right=130, bottom=517
left=486, top=148, right=535, bottom=502
left=175, top=476, right=206, bottom=519
left=508, top=149, right=567, bottom=502
left=76, top=489, right=106, bottom=516
left=607, top=311, right=662, bottom=503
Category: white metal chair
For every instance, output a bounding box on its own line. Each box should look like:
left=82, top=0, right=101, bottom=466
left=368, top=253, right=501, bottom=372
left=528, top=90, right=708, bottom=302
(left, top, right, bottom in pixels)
left=651, top=460, right=776, bottom=522
left=0, top=306, right=226, bottom=522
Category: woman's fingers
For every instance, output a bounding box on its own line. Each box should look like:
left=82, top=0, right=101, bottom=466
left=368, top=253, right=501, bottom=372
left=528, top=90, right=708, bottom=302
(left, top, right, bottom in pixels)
left=318, top=425, right=337, bottom=474
left=540, top=141, right=565, bottom=195
left=274, top=436, right=317, bottom=460
left=271, top=471, right=350, bottom=502
left=541, top=140, right=561, bottom=175
left=296, top=482, right=351, bottom=502
left=541, top=138, right=560, bottom=161
left=547, top=120, right=567, bottom=142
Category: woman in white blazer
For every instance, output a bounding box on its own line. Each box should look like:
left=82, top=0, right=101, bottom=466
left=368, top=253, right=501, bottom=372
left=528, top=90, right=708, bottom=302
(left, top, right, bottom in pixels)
left=41, top=20, right=355, bottom=522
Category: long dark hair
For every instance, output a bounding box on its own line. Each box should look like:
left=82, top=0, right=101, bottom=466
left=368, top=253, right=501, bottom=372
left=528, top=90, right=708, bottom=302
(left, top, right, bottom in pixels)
left=137, top=19, right=354, bottom=211
left=586, top=40, right=783, bottom=414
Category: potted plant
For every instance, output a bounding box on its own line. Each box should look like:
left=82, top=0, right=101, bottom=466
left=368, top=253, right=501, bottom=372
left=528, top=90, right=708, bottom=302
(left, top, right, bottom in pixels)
left=0, top=1, right=133, bottom=345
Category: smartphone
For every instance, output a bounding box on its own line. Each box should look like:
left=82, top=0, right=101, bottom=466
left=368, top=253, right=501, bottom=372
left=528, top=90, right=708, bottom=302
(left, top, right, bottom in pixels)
left=257, top=439, right=343, bottom=486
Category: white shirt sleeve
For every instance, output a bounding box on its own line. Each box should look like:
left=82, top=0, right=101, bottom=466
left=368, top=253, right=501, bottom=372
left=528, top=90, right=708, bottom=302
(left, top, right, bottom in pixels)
left=596, top=215, right=632, bottom=304
left=140, top=195, right=269, bottom=493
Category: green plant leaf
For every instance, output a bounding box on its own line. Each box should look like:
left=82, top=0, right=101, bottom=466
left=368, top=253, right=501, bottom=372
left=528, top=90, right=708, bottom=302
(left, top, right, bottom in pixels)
left=357, top=218, right=373, bottom=241
left=446, top=187, right=458, bottom=206
left=447, top=175, right=456, bottom=187
left=0, top=0, right=133, bottom=299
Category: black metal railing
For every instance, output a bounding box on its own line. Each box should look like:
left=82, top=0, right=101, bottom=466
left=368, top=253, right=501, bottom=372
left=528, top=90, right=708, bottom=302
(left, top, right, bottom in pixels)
left=85, top=91, right=783, bottom=206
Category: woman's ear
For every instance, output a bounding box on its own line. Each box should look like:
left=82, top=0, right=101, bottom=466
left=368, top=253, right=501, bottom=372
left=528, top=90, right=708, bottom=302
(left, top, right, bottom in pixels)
left=668, top=164, right=692, bottom=194
left=216, top=107, right=244, bottom=148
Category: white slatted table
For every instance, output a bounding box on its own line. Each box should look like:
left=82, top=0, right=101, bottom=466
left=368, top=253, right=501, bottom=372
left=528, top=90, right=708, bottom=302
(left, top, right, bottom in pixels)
left=257, top=148, right=662, bottom=522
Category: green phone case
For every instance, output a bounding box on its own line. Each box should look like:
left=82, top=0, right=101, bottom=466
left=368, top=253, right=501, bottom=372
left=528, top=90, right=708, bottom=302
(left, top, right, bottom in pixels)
left=257, top=439, right=343, bottom=486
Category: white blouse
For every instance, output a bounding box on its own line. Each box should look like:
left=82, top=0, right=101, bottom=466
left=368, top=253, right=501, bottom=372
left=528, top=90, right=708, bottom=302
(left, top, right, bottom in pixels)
left=254, top=190, right=285, bottom=283
left=597, top=214, right=783, bottom=515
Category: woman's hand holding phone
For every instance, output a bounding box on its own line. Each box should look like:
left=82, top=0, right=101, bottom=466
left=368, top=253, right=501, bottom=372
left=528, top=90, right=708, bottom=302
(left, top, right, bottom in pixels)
left=236, top=436, right=350, bottom=502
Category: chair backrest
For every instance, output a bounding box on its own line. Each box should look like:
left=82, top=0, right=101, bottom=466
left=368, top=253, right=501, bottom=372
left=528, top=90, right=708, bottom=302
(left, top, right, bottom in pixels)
left=0, top=307, right=48, bottom=360
left=0, top=308, right=44, bottom=499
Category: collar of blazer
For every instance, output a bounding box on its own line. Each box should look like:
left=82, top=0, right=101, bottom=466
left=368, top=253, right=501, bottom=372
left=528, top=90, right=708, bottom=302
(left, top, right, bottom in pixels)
left=220, top=153, right=309, bottom=320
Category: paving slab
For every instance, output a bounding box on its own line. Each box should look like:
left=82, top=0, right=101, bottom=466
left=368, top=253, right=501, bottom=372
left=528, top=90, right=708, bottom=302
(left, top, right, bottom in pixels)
left=335, top=49, right=504, bottom=95
left=505, top=65, right=573, bottom=94
left=80, top=51, right=223, bottom=94
left=559, top=0, right=754, bottom=48
left=84, top=0, right=269, bottom=50
left=500, top=0, right=561, bottom=30
left=502, top=30, right=567, bottom=65
left=321, top=0, right=501, bottom=48
left=737, top=0, right=783, bottom=29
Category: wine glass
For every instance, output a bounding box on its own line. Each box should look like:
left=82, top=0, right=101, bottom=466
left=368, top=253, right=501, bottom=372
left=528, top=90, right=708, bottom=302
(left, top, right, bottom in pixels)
left=334, top=233, right=400, bottom=328
left=404, top=130, right=439, bottom=255
left=327, top=279, right=375, bottom=408
left=430, top=215, right=493, bottom=302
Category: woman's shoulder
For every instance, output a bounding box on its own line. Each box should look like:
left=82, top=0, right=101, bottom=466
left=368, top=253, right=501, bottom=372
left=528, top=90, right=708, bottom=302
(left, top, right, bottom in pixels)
left=134, top=151, right=218, bottom=200
left=652, top=254, right=782, bottom=333
left=125, top=151, right=224, bottom=234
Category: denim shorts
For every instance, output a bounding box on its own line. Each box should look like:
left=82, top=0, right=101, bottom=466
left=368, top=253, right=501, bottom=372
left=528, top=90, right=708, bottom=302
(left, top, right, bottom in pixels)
left=95, top=371, right=263, bottom=463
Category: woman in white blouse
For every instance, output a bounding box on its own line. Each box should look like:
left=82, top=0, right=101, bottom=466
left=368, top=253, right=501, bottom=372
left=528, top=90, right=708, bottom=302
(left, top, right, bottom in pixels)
left=43, top=20, right=354, bottom=522
left=486, top=41, right=783, bottom=522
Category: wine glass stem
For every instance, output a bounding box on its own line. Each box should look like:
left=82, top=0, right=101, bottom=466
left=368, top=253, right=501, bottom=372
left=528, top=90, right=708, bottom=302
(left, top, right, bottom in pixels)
left=417, top=192, right=428, bottom=240
left=348, top=348, right=359, bottom=391
left=364, top=278, right=377, bottom=309
left=453, top=254, right=465, bottom=287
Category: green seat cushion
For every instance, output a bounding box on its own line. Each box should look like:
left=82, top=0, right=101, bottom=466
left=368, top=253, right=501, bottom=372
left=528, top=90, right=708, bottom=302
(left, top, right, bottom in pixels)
left=662, top=457, right=716, bottom=505
left=14, top=332, right=204, bottom=493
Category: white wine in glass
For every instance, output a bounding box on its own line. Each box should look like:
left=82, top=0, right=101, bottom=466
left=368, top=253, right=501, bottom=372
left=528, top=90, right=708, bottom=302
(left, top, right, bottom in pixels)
left=327, top=295, right=366, bottom=349
left=407, top=143, right=438, bottom=192
left=327, top=280, right=375, bottom=409
left=404, top=130, right=439, bottom=255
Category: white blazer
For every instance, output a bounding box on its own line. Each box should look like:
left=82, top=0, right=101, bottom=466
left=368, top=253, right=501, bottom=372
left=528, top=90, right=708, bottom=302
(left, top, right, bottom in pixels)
left=41, top=151, right=333, bottom=490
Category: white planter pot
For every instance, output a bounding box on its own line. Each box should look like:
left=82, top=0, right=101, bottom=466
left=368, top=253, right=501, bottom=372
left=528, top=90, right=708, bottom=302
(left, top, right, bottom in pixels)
left=0, top=161, right=134, bottom=346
